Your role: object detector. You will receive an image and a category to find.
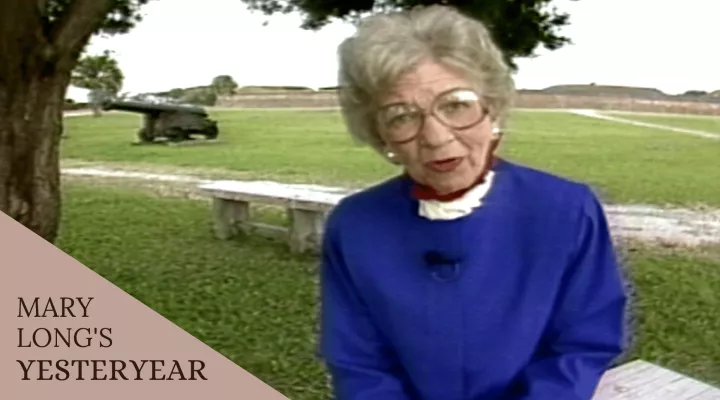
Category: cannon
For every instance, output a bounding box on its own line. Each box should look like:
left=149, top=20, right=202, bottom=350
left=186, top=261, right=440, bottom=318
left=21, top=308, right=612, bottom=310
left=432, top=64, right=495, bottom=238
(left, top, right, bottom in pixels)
left=101, top=99, right=219, bottom=143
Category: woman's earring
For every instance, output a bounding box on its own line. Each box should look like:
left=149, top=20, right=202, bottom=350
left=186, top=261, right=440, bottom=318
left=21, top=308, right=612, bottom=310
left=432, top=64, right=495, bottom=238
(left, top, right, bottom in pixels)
left=385, top=150, right=401, bottom=164
left=492, top=126, right=503, bottom=137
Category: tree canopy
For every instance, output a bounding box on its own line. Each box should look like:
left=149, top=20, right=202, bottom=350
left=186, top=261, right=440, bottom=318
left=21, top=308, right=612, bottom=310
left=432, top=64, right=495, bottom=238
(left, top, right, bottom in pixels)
left=240, top=0, right=578, bottom=69
left=72, top=50, right=124, bottom=92
left=211, top=75, right=240, bottom=96
left=71, top=49, right=125, bottom=115
left=1, top=0, right=153, bottom=66
left=44, top=0, right=153, bottom=37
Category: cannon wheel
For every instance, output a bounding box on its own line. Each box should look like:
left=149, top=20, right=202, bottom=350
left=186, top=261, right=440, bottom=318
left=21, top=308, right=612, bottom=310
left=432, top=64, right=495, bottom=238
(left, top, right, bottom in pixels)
left=137, top=128, right=154, bottom=143
left=165, top=127, right=192, bottom=142
left=204, top=123, right=219, bottom=140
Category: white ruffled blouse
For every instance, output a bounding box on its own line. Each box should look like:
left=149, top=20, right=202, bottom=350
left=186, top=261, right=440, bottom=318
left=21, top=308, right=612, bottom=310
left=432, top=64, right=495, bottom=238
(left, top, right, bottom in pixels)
left=417, top=170, right=496, bottom=221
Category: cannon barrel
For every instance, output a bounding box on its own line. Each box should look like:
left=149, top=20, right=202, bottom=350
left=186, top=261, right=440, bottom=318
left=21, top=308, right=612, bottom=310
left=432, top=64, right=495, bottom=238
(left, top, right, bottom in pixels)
left=100, top=99, right=209, bottom=116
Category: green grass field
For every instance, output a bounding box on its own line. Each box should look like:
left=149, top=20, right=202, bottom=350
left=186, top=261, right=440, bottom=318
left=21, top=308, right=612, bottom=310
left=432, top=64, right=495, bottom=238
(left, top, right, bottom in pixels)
left=55, top=109, right=720, bottom=398
left=606, top=112, right=720, bottom=133
left=61, top=109, right=720, bottom=207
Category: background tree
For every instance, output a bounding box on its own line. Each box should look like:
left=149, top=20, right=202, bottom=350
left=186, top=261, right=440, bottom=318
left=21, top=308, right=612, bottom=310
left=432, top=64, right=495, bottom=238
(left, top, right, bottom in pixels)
left=211, top=75, right=239, bottom=96
left=71, top=49, right=125, bottom=117
left=682, top=90, right=708, bottom=97
left=240, top=0, right=577, bottom=69
left=0, top=0, right=152, bottom=244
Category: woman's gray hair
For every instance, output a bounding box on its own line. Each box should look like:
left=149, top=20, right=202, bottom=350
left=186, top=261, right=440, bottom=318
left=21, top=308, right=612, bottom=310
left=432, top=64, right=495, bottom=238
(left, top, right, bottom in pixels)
left=337, top=5, right=516, bottom=154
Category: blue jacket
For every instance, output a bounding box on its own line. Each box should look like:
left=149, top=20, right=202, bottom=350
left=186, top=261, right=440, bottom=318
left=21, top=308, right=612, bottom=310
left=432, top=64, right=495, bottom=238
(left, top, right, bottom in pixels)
left=318, top=158, right=630, bottom=400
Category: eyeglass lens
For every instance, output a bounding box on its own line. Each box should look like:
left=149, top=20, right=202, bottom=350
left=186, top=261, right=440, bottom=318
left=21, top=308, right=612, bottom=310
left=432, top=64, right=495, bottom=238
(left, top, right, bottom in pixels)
left=378, top=89, right=486, bottom=142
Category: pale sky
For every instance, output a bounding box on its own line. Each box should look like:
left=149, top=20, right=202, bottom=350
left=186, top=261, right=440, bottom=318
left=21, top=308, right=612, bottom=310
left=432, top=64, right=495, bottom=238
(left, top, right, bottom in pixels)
left=67, top=0, right=720, bottom=101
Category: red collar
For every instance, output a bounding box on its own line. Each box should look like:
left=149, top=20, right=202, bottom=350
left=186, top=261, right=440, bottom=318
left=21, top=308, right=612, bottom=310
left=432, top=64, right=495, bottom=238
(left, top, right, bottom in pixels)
left=410, top=156, right=499, bottom=202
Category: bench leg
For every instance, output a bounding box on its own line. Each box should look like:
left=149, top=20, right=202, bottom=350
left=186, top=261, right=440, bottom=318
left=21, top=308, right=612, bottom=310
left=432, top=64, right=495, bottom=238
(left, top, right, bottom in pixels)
left=212, top=198, right=250, bottom=239
left=288, top=208, right=325, bottom=253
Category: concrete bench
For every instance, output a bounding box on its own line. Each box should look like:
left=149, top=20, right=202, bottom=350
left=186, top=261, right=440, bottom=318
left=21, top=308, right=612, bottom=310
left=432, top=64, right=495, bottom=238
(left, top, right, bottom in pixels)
left=197, top=180, right=353, bottom=253
left=593, top=359, right=720, bottom=399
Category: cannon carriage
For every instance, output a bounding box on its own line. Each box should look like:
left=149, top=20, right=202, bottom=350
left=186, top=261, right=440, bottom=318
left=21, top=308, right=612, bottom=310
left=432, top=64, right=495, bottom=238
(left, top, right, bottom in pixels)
left=101, top=99, right=219, bottom=143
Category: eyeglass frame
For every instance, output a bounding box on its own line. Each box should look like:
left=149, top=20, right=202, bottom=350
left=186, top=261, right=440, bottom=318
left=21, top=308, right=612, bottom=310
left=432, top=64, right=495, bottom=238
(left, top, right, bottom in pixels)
left=374, top=87, right=491, bottom=145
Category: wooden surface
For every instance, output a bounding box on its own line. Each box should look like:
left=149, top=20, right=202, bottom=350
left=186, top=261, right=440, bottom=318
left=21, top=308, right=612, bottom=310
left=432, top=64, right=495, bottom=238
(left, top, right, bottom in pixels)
left=593, top=360, right=720, bottom=399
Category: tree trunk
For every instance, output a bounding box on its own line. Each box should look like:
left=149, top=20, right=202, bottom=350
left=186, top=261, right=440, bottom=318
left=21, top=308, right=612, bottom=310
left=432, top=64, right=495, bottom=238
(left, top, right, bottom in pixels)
left=0, top=60, right=71, bottom=244
left=92, top=102, right=102, bottom=117
left=0, top=0, right=116, bottom=244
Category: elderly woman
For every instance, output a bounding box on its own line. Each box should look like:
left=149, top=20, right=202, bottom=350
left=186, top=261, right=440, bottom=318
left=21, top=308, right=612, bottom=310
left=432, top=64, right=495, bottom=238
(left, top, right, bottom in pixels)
left=318, top=5, right=630, bottom=400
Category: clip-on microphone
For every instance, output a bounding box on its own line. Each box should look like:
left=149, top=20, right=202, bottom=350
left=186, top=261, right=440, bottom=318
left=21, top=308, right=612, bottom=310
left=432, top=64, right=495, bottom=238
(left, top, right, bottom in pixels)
left=423, top=250, right=462, bottom=282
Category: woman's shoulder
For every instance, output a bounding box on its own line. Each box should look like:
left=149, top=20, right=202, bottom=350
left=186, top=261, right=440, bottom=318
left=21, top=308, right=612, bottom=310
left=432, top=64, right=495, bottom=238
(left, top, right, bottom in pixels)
left=496, top=158, right=602, bottom=219
left=324, top=175, right=407, bottom=229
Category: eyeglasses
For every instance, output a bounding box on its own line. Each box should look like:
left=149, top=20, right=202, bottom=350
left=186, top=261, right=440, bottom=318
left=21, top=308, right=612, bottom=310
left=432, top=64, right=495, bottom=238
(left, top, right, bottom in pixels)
left=376, top=88, right=489, bottom=144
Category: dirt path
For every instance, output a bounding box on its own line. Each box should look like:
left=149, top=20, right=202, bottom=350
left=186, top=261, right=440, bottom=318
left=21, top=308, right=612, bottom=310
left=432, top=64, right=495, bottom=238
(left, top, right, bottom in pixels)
left=567, top=109, right=720, bottom=140
left=60, top=165, right=720, bottom=247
